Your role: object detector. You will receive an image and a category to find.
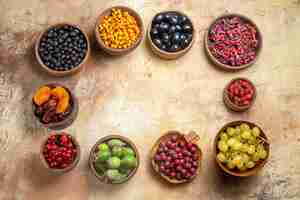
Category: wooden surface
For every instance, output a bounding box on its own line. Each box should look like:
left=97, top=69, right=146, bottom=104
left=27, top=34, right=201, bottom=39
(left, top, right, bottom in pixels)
left=0, top=0, right=300, bottom=200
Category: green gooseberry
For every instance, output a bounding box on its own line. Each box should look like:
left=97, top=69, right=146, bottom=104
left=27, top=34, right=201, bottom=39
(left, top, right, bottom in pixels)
left=97, top=150, right=111, bottom=162
left=107, top=156, right=121, bottom=169
left=98, top=143, right=109, bottom=152
left=121, top=155, right=137, bottom=169
left=119, top=167, right=131, bottom=175
left=112, top=146, right=124, bottom=158
left=94, top=162, right=107, bottom=176
left=108, top=139, right=126, bottom=147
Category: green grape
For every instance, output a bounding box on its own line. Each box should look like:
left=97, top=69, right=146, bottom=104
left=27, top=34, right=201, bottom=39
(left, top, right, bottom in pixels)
left=112, top=146, right=124, bottom=158
left=97, top=150, right=111, bottom=162
left=107, top=157, right=121, bottom=169
left=240, top=123, right=250, bottom=131
left=232, top=142, right=242, bottom=151
left=227, top=138, right=237, bottom=147
left=106, top=169, right=126, bottom=182
left=227, top=127, right=236, bottom=136
left=232, top=155, right=243, bottom=166
left=248, top=136, right=256, bottom=145
left=220, top=132, right=228, bottom=141
left=218, top=140, right=229, bottom=152
left=217, top=152, right=227, bottom=163
left=241, top=131, right=251, bottom=140
left=235, top=127, right=241, bottom=135
left=246, top=161, right=255, bottom=169
left=252, top=152, right=260, bottom=162
left=108, top=139, right=126, bottom=147
left=122, top=147, right=135, bottom=157
left=252, top=127, right=261, bottom=137
left=227, top=160, right=235, bottom=169
left=241, top=153, right=250, bottom=163
left=121, top=155, right=137, bottom=169
left=241, top=144, right=249, bottom=153
left=247, top=145, right=256, bottom=155
left=258, top=149, right=268, bottom=160
left=239, top=166, right=247, bottom=171
left=98, top=143, right=110, bottom=152
left=237, top=161, right=245, bottom=170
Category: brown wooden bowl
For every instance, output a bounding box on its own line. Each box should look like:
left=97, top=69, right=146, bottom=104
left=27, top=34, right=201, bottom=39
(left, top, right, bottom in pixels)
left=94, top=6, right=144, bottom=56
left=204, top=13, right=262, bottom=71
left=89, top=135, right=140, bottom=184
left=147, top=11, right=195, bottom=60
left=223, top=78, right=257, bottom=112
left=40, top=132, right=81, bottom=174
left=35, top=23, right=90, bottom=76
left=214, top=121, right=270, bottom=177
left=32, top=83, right=79, bottom=130
left=150, top=130, right=202, bottom=184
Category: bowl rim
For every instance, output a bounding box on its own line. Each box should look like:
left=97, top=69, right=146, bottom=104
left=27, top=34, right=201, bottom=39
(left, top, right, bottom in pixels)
left=223, top=77, right=257, bottom=112
left=40, top=132, right=81, bottom=173
left=150, top=130, right=202, bottom=184
left=214, top=120, right=270, bottom=177
left=147, top=10, right=195, bottom=60
left=35, top=22, right=90, bottom=76
left=204, top=13, right=263, bottom=71
left=89, top=134, right=140, bottom=184
left=94, top=6, right=144, bottom=55
left=32, top=83, right=78, bottom=130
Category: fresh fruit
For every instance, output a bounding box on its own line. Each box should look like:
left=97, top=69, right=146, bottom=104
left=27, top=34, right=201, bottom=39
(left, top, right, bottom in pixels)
left=42, top=132, right=77, bottom=169
left=93, top=138, right=138, bottom=183
left=150, top=11, right=193, bottom=53
left=153, top=134, right=200, bottom=181
left=217, top=123, right=268, bottom=172
left=33, top=86, right=51, bottom=106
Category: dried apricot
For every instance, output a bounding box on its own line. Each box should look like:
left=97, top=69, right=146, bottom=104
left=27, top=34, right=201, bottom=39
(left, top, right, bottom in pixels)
left=51, top=87, right=70, bottom=113
left=33, top=86, right=51, bottom=106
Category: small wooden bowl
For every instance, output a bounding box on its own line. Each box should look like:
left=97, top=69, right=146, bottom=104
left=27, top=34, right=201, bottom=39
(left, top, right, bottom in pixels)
left=95, top=6, right=144, bottom=56
left=223, top=78, right=257, bottom=112
left=214, top=121, right=270, bottom=177
left=32, top=83, right=79, bottom=130
left=40, top=132, right=81, bottom=174
left=204, top=13, right=262, bottom=71
left=148, top=11, right=195, bottom=60
left=35, top=23, right=90, bottom=77
left=150, top=130, right=202, bottom=184
left=89, top=135, right=140, bottom=184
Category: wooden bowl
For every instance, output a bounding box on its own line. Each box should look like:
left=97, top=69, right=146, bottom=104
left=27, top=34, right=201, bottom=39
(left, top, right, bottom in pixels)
left=214, top=121, right=270, bottom=177
left=95, top=6, right=144, bottom=56
left=32, top=83, right=79, bottom=130
left=150, top=130, right=202, bottom=184
left=148, top=11, right=195, bottom=60
left=35, top=23, right=90, bottom=77
left=223, top=78, right=257, bottom=112
left=204, top=13, right=262, bottom=71
left=89, top=135, right=140, bottom=184
left=40, top=132, right=81, bottom=174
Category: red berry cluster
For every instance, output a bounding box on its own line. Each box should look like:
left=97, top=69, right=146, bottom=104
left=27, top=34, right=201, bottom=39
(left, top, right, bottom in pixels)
left=154, top=135, right=199, bottom=181
left=208, top=16, right=259, bottom=66
left=227, top=79, right=255, bottom=106
left=43, top=133, right=77, bottom=169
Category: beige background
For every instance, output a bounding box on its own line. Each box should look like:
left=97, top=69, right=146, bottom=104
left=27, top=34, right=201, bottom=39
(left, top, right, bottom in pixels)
left=0, top=0, right=300, bottom=199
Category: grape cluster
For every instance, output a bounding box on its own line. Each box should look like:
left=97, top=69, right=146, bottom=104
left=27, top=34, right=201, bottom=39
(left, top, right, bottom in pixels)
left=217, top=123, right=268, bottom=171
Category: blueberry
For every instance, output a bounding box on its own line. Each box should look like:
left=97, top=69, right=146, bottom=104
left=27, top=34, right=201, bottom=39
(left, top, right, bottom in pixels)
left=165, top=13, right=172, bottom=21
left=154, top=14, right=164, bottom=24
left=161, top=44, right=167, bottom=51
left=180, top=34, right=187, bottom=41
left=169, top=44, right=180, bottom=52
left=151, top=28, right=159, bottom=37
left=153, top=38, right=162, bottom=48
left=183, top=24, right=193, bottom=33
left=172, top=32, right=181, bottom=44
left=182, top=39, right=191, bottom=48
left=169, top=16, right=178, bottom=25
left=179, top=15, right=188, bottom=25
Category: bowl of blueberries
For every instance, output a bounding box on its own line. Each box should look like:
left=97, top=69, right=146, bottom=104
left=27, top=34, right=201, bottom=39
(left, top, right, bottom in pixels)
left=148, top=11, right=195, bottom=60
left=35, top=23, right=90, bottom=76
